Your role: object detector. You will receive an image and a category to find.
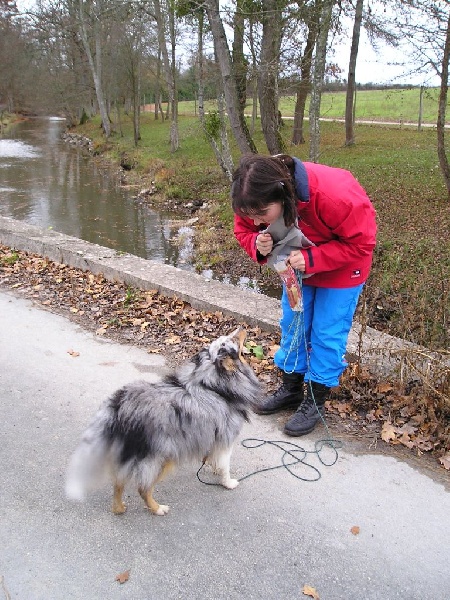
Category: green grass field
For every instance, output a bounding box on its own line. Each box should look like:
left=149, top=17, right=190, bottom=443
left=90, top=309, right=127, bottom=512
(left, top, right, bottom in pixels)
left=175, top=87, right=447, bottom=125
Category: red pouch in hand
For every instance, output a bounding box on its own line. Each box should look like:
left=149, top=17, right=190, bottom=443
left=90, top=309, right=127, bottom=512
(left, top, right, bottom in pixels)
left=274, top=260, right=303, bottom=312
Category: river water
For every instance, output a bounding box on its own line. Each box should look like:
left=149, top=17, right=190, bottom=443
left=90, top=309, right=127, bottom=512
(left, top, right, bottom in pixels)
left=0, top=117, right=265, bottom=293
left=0, top=117, right=196, bottom=267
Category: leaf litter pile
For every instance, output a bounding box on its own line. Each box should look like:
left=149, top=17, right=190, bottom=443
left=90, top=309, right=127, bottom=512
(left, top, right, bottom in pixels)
left=1, top=245, right=448, bottom=472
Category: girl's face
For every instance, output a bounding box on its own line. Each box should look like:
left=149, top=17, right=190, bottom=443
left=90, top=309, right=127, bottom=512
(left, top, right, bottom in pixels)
left=249, top=202, right=283, bottom=226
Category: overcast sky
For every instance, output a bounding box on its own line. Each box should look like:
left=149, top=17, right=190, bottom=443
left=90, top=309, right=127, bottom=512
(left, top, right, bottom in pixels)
left=336, top=33, right=440, bottom=87
left=334, top=10, right=441, bottom=87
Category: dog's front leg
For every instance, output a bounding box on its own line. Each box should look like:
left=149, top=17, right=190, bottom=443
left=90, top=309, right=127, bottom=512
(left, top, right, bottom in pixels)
left=213, top=447, right=239, bottom=489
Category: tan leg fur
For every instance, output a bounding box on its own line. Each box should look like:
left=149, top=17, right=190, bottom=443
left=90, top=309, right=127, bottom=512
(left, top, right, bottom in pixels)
left=138, top=461, right=175, bottom=516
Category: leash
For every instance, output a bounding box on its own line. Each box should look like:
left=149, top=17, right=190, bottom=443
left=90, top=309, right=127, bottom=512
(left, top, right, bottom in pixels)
left=197, top=272, right=344, bottom=487
left=282, top=273, right=339, bottom=436
left=196, top=437, right=343, bottom=485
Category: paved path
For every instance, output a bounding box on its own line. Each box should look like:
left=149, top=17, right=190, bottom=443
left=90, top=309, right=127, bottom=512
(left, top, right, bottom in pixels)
left=1, top=289, right=449, bottom=600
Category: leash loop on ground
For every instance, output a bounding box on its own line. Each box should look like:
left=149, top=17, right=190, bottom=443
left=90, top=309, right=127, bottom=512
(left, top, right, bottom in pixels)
left=196, top=437, right=343, bottom=486
left=237, top=437, right=343, bottom=482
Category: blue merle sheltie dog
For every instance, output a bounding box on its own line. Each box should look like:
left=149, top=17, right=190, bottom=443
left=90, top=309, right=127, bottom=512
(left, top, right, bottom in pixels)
left=65, top=328, right=262, bottom=516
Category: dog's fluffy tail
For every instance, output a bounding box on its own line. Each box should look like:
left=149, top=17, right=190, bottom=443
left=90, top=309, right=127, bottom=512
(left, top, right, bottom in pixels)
left=65, top=434, right=111, bottom=502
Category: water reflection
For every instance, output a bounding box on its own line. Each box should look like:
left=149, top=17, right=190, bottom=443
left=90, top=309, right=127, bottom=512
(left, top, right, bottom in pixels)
left=0, top=139, right=40, bottom=159
left=0, top=117, right=191, bottom=267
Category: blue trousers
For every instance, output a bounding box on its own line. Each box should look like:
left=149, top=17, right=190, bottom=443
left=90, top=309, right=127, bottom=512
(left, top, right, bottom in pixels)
left=274, top=283, right=364, bottom=388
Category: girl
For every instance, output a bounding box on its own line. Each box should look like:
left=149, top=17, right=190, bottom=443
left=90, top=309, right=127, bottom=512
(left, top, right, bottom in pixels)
left=231, top=154, right=377, bottom=436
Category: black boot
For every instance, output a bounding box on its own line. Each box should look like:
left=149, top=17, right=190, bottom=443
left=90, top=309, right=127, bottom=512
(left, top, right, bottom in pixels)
left=283, top=382, right=330, bottom=436
left=254, top=371, right=304, bottom=415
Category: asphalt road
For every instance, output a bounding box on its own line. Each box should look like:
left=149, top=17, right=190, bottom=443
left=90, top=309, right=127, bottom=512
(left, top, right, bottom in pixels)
left=1, top=289, right=449, bottom=600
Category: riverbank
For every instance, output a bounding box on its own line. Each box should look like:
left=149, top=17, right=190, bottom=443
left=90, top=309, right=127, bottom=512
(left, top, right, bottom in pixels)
left=68, top=113, right=450, bottom=352
left=0, top=216, right=448, bottom=472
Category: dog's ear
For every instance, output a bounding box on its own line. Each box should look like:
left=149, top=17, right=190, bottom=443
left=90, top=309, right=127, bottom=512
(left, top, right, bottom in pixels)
left=227, top=327, right=242, bottom=340
left=226, top=327, right=248, bottom=363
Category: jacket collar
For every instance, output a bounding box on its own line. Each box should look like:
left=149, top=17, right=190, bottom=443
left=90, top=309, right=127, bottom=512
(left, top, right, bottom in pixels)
left=293, top=157, right=310, bottom=202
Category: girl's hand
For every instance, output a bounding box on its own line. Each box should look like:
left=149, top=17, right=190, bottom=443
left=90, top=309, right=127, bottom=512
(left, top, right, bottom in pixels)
left=256, top=232, right=273, bottom=256
left=288, top=250, right=306, bottom=272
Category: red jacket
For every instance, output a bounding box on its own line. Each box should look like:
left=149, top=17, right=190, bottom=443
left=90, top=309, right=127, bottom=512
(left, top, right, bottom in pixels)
left=234, top=161, right=377, bottom=288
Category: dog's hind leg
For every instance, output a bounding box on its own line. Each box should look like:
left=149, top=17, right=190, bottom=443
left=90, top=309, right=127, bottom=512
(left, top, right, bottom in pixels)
left=112, top=482, right=127, bottom=515
left=138, top=461, right=174, bottom=516
left=211, top=446, right=239, bottom=489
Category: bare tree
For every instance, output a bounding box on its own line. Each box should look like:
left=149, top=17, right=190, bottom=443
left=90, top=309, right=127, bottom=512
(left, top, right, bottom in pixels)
left=232, top=0, right=247, bottom=118
left=291, top=2, right=320, bottom=145
left=118, top=15, right=147, bottom=145
left=0, top=1, right=29, bottom=112
left=76, top=0, right=111, bottom=137
left=437, top=6, right=450, bottom=196
left=394, top=0, right=450, bottom=196
left=204, top=0, right=256, bottom=155
left=153, top=0, right=179, bottom=151
left=344, top=0, right=364, bottom=146
left=258, top=0, right=285, bottom=154
left=309, top=0, right=334, bottom=162
left=197, top=7, right=234, bottom=177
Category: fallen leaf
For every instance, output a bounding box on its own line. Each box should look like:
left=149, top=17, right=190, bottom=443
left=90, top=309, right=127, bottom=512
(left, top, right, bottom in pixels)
left=439, top=452, right=450, bottom=470
left=381, top=421, right=398, bottom=443
left=67, top=349, right=80, bottom=357
left=415, top=437, right=434, bottom=452
left=397, top=422, right=417, bottom=435
left=350, top=525, right=360, bottom=535
left=376, top=382, right=393, bottom=394
left=115, top=570, right=130, bottom=584
left=398, top=433, right=415, bottom=448
left=302, top=585, right=319, bottom=599
left=268, top=344, right=279, bottom=358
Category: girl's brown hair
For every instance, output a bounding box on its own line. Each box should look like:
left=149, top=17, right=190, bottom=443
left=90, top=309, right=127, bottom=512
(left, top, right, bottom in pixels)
left=231, top=154, right=297, bottom=226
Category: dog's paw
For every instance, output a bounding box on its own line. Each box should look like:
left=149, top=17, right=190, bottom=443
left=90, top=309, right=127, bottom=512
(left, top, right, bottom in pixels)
left=222, top=478, right=239, bottom=490
left=153, top=504, right=170, bottom=516
left=112, top=501, right=127, bottom=515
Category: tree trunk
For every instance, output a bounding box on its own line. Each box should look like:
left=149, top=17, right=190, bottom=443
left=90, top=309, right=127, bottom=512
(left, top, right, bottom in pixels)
left=154, top=0, right=178, bottom=152
left=232, top=0, right=247, bottom=117
left=309, top=0, right=334, bottom=163
left=197, top=9, right=234, bottom=178
left=345, top=0, right=363, bottom=146
left=292, top=21, right=317, bottom=145
left=155, top=48, right=164, bottom=121
left=197, top=10, right=205, bottom=124
left=133, top=72, right=141, bottom=146
left=77, top=0, right=110, bottom=138
left=169, top=4, right=179, bottom=152
left=248, top=16, right=258, bottom=135
left=258, top=0, right=284, bottom=155
left=418, top=85, right=424, bottom=132
left=437, top=9, right=450, bottom=198
left=204, top=0, right=256, bottom=155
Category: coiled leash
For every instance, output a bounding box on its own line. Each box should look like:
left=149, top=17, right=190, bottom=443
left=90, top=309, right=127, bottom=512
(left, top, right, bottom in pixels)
left=197, top=272, right=343, bottom=486
left=196, top=437, right=341, bottom=485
